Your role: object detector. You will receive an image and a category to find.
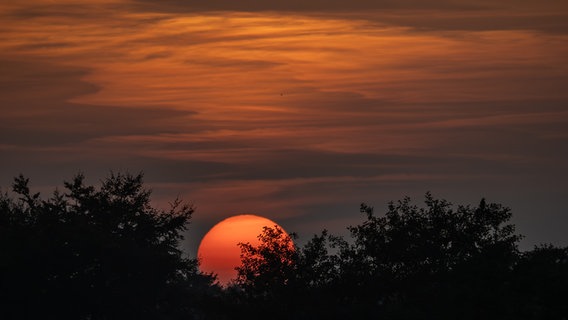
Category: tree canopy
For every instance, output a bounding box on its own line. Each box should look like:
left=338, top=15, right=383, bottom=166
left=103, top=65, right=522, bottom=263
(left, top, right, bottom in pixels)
left=1, top=173, right=566, bottom=319
left=232, top=193, right=567, bottom=320
left=0, top=173, right=215, bottom=320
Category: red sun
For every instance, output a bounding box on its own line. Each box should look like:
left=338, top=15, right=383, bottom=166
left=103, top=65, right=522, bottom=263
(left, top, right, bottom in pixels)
left=197, top=214, right=288, bottom=286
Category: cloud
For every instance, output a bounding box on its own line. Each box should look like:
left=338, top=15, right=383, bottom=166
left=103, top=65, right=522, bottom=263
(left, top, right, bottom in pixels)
left=1, top=0, right=567, bottom=253
left=131, top=0, right=566, bottom=13
left=129, top=0, right=568, bottom=33
left=0, top=58, right=197, bottom=147
left=132, top=0, right=468, bottom=13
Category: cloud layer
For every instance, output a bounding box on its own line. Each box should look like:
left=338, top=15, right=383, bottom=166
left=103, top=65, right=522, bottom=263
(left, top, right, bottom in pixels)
left=1, top=0, right=567, bottom=254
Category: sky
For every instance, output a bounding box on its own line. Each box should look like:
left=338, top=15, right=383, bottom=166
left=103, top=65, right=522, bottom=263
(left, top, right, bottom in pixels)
left=1, top=0, right=567, bottom=255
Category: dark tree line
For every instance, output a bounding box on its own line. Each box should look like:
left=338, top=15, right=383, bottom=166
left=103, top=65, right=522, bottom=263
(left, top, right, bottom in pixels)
left=229, top=196, right=567, bottom=319
left=1, top=173, right=567, bottom=319
left=0, top=173, right=217, bottom=319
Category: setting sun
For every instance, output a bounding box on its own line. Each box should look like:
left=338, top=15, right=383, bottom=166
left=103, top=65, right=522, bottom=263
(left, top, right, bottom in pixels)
left=197, top=214, right=291, bottom=285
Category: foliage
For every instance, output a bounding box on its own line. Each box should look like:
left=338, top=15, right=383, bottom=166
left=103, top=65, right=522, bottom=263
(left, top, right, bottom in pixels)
left=2, top=173, right=567, bottom=320
left=334, top=194, right=521, bottom=315
left=510, top=244, right=568, bottom=319
left=0, top=173, right=214, bottom=320
left=233, top=193, right=566, bottom=320
left=235, top=225, right=298, bottom=296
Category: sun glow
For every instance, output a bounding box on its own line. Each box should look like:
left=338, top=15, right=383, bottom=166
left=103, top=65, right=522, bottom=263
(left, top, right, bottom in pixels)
left=197, top=214, right=290, bottom=285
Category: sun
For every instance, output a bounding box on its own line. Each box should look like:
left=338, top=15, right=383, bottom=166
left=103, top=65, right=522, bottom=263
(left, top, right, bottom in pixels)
left=197, top=214, right=289, bottom=286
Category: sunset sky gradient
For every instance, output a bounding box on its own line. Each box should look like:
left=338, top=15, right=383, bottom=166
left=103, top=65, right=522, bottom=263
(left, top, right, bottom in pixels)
left=1, top=0, right=567, bottom=255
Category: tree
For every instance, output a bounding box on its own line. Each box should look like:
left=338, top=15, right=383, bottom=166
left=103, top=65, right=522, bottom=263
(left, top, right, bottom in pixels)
left=0, top=173, right=214, bottom=320
left=235, top=225, right=298, bottom=298
left=296, top=229, right=340, bottom=289
left=331, top=193, right=522, bottom=319
left=231, top=193, right=526, bottom=319
left=4, top=174, right=565, bottom=320
left=233, top=227, right=345, bottom=319
left=510, top=244, right=568, bottom=319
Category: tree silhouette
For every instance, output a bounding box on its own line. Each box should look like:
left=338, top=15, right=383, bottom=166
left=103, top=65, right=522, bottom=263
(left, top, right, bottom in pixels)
left=510, top=244, right=568, bottom=319
left=311, top=193, right=525, bottom=319
left=0, top=173, right=214, bottom=320
left=231, top=193, right=552, bottom=319
left=235, top=226, right=297, bottom=299
left=2, top=174, right=567, bottom=320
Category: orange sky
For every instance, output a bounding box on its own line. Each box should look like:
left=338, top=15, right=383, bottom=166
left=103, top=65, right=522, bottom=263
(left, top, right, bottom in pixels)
left=1, top=0, right=567, bottom=254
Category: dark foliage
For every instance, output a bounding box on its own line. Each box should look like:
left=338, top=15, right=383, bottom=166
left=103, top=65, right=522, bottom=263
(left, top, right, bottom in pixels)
left=0, top=173, right=216, bottom=320
left=232, top=193, right=568, bottom=320
left=2, top=174, right=567, bottom=320
left=236, top=226, right=297, bottom=297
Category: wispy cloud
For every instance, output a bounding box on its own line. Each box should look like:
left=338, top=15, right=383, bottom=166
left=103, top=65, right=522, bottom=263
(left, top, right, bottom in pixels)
left=1, top=0, right=567, bottom=250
